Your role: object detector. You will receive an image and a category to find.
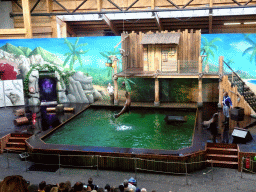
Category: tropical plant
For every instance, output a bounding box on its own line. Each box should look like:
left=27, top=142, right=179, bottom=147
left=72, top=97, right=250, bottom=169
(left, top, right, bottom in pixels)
left=242, top=34, right=256, bottom=65
left=63, top=38, right=89, bottom=71
left=201, top=36, right=221, bottom=64
left=123, top=78, right=135, bottom=93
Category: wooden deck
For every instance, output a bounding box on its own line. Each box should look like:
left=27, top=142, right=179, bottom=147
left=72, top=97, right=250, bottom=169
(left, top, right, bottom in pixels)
left=116, top=68, right=219, bottom=79
left=92, top=101, right=198, bottom=109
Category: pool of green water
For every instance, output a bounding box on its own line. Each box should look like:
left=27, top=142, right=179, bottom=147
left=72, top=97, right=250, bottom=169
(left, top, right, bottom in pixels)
left=43, top=108, right=196, bottom=150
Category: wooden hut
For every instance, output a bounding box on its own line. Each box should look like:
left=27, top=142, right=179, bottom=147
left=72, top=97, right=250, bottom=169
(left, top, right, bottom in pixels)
left=115, top=30, right=205, bottom=106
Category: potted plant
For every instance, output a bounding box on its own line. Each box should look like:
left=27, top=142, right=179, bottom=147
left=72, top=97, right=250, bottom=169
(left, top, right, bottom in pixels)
left=105, top=58, right=113, bottom=67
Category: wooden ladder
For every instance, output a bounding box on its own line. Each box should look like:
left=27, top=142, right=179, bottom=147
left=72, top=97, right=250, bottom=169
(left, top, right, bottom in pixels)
left=4, top=133, right=32, bottom=152
left=206, top=143, right=238, bottom=169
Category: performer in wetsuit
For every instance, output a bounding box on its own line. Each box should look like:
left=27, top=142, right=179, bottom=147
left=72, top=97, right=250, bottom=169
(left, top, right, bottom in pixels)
left=222, top=91, right=233, bottom=143
left=114, top=91, right=131, bottom=118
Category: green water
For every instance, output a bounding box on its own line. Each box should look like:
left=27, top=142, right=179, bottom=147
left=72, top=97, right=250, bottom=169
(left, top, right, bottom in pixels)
left=44, top=108, right=196, bottom=150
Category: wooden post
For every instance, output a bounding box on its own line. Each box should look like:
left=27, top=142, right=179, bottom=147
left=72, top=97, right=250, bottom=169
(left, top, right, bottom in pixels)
left=198, top=56, right=203, bottom=107
left=21, top=0, right=32, bottom=38
left=114, top=76, right=118, bottom=105
left=218, top=56, right=224, bottom=108
left=209, top=0, right=213, bottom=34
left=113, top=56, right=118, bottom=74
left=154, top=78, right=160, bottom=106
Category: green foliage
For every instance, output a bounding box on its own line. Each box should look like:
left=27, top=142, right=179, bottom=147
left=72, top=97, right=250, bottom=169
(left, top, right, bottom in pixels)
left=23, top=64, right=74, bottom=95
left=29, top=47, right=62, bottom=65
left=201, top=36, right=221, bottom=64
left=63, top=38, right=89, bottom=71
left=99, top=47, right=121, bottom=60
left=242, top=34, right=256, bottom=65
left=0, top=43, right=25, bottom=56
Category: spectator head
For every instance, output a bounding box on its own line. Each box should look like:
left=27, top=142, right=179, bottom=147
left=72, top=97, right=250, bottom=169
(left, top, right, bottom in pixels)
left=28, top=184, right=38, bottom=192
left=44, top=184, right=52, bottom=192
left=128, top=177, right=137, bottom=187
left=58, top=182, right=68, bottom=192
left=88, top=178, right=93, bottom=184
left=50, top=187, right=58, bottom=192
left=97, top=188, right=104, bottom=192
left=0, top=175, right=29, bottom=192
left=39, top=181, right=46, bottom=191
left=73, top=182, right=83, bottom=192
left=123, top=180, right=128, bottom=188
left=104, top=184, right=111, bottom=192
left=65, top=181, right=71, bottom=191
left=141, top=189, right=147, bottom=192
left=119, top=185, right=124, bottom=192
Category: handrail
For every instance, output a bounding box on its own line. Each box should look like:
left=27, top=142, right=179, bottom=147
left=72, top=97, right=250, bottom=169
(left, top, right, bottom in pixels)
left=223, top=60, right=245, bottom=96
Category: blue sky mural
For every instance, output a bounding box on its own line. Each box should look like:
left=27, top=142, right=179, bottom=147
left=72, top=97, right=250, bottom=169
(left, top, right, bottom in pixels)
left=201, top=33, right=256, bottom=76
left=1, top=34, right=256, bottom=77
left=0, top=36, right=122, bottom=70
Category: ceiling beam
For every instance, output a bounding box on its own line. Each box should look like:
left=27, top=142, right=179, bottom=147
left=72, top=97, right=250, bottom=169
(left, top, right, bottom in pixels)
left=102, top=14, right=120, bottom=35
left=154, top=13, right=163, bottom=31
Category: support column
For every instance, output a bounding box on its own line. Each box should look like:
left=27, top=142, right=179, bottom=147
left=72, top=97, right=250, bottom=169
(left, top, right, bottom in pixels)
left=198, top=56, right=203, bottom=108
left=21, top=0, right=32, bottom=38
left=218, top=56, right=224, bottom=109
left=114, top=76, right=118, bottom=105
left=154, top=78, right=160, bottom=106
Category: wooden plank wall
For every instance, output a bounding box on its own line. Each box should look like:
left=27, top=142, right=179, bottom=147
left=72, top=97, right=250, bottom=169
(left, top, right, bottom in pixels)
left=122, top=29, right=201, bottom=71
left=9, top=0, right=255, bottom=39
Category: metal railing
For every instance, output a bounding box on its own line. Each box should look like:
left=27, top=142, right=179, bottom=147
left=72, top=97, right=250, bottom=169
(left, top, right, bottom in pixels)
left=2, top=149, right=215, bottom=185
left=223, top=60, right=245, bottom=96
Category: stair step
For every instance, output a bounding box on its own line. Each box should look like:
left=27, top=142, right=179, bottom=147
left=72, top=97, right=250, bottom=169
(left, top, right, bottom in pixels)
left=207, top=148, right=238, bottom=155
left=206, top=160, right=238, bottom=169
left=10, top=133, right=31, bottom=138
left=7, top=142, right=26, bottom=145
left=207, top=143, right=237, bottom=149
left=5, top=147, right=26, bottom=151
left=206, top=154, right=238, bottom=161
left=9, top=137, right=28, bottom=141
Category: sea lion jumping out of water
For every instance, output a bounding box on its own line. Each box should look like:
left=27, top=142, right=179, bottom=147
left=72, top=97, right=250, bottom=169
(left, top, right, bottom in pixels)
left=114, top=91, right=131, bottom=118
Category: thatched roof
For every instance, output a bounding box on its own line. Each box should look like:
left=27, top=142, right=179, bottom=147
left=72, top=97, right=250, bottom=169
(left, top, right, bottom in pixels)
left=140, top=33, right=180, bottom=45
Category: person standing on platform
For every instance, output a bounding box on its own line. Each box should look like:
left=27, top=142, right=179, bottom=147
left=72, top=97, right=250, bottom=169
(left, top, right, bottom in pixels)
left=107, top=83, right=114, bottom=104
left=222, top=91, right=233, bottom=143
left=222, top=91, right=233, bottom=122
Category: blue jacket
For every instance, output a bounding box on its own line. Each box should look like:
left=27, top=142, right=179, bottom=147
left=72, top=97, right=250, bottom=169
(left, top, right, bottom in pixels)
left=223, top=96, right=232, bottom=108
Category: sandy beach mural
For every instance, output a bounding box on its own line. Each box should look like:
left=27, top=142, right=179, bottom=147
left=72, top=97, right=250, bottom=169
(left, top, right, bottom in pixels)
left=201, top=33, right=256, bottom=93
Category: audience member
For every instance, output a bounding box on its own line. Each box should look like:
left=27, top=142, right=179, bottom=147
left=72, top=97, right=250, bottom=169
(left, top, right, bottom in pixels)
left=73, top=182, right=84, bottom=192
left=65, top=181, right=72, bottom=192
left=39, top=181, right=47, bottom=192
left=96, top=188, right=104, bottom=192
left=119, top=184, right=124, bottom=192
left=44, top=184, right=52, bottom=192
left=0, top=175, right=29, bottom=192
left=105, top=184, right=111, bottom=192
left=87, top=178, right=98, bottom=191
left=141, top=189, right=147, bottom=192
left=58, top=182, right=69, bottom=192
left=28, top=184, right=38, bottom=192
left=50, top=187, right=58, bottom=192
left=128, top=177, right=139, bottom=192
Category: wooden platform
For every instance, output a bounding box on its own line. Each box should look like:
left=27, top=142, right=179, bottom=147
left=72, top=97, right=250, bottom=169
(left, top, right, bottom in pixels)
left=91, top=101, right=198, bottom=109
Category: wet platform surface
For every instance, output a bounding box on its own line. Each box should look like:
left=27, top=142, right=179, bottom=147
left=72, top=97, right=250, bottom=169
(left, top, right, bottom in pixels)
left=0, top=102, right=256, bottom=155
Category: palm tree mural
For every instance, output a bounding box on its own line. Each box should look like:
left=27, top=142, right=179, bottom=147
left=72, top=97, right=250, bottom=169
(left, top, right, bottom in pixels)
left=63, top=38, right=89, bottom=71
left=242, top=34, right=256, bottom=65
left=201, top=36, right=221, bottom=64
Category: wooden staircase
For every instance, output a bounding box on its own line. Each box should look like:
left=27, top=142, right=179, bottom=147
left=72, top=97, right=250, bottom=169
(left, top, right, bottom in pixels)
left=4, top=133, right=32, bottom=152
left=228, top=74, right=256, bottom=112
left=206, top=143, right=238, bottom=169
